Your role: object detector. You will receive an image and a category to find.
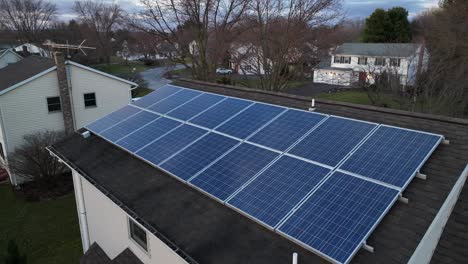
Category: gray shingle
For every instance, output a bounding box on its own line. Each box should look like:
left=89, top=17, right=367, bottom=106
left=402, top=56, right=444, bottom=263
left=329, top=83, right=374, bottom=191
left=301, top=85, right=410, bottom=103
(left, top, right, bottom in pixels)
left=334, top=43, right=421, bottom=57
left=0, top=56, right=55, bottom=92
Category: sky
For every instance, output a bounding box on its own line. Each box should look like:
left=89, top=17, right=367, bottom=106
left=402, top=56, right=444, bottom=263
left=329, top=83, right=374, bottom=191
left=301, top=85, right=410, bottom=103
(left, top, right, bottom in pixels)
left=54, top=0, right=440, bottom=21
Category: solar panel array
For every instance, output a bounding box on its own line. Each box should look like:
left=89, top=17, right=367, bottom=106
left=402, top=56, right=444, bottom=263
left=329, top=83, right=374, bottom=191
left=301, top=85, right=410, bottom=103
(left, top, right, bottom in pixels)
left=85, top=85, right=443, bottom=264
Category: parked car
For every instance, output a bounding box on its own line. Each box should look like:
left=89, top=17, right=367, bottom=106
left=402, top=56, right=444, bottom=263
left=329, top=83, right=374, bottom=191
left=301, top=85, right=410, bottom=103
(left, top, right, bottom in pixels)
left=216, top=68, right=233, bottom=75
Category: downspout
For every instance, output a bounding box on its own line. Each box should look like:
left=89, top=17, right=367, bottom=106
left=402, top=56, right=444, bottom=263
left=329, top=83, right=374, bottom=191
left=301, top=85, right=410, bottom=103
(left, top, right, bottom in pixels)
left=0, top=105, right=15, bottom=185
left=72, top=169, right=91, bottom=252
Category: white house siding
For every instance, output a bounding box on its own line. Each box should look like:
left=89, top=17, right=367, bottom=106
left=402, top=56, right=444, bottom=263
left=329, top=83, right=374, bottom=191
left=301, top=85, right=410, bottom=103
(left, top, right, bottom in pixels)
left=68, top=65, right=132, bottom=129
left=79, top=175, right=188, bottom=264
left=313, top=69, right=354, bottom=86
left=0, top=52, right=21, bottom=69
left=0, top=71, right=64, bottom=154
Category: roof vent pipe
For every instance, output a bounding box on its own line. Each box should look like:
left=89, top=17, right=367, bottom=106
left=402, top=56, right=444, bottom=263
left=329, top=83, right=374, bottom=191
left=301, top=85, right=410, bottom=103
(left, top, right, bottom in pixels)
left=292, top=252, right=298, bottom=264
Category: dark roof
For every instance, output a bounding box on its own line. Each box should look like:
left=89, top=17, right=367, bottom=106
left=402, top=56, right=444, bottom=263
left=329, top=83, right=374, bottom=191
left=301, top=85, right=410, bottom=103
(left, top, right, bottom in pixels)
left=334, top=43, right=420, bottom=57
left=0, top=56, right=55, bottom=92
left=51, top=79, right=468, bottom=264
left=80, top=243, right=143, bottom=264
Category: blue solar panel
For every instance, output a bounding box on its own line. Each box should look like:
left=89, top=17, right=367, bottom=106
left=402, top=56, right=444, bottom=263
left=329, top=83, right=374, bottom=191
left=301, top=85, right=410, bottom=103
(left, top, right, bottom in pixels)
left=216, top=103, right=286, bottom=139
left=289, top=117, right=377, bottom=167
left=148, top=89, right=202, bottom=114
left=279, top=171, right=399, bottom=264
left=189, top=98, right=252, bottom=129
left=228, top=156, right=330, bottom=227
left=190, top=143, right=279, bottom=201
left=116, top=117, right=181, bottom=152
left=100, top=111, right=159, bottom=142
left=160, top=133, right=240, bottom=181
left=167, top=93, right=225, bottom=121
left=340, top=126, right=442, bottom=188
left=248, top=110, right=327, bottom=151
left=136, top=125, right=207, bottom=165
left=86, top=105, right=140, bottom=134
left=132, top=85, right=181, bottom=108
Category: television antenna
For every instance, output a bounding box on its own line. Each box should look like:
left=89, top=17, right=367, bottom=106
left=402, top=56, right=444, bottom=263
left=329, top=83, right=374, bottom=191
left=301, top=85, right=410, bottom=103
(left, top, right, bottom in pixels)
left=43, top=40, right=96, bottom=57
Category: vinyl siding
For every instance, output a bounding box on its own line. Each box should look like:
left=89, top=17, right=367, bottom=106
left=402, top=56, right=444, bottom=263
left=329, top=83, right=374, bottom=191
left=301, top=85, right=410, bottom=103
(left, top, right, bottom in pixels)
left=68, top=65, right=132, bottom=129
left=80, top=175, right=188, bottom=264
left=0, top=71, right=64, bottom=153
left=0, top=52, right=22, bottom=69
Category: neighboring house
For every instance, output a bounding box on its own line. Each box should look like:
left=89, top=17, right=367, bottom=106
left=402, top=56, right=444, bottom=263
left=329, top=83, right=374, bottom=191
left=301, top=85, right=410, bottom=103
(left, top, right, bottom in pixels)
left=314, top=43, right=428, bottom=86
left=188, top=40, right=199, bottom=57
left=0, top=49, right=22, bottom=69
left=230, top=44, right=266, bottom=75
left=0, top=55, right=137, bottom=185
left=48, top=80, right=468, bottom=264
left=14, top=43, right=50, bottom=57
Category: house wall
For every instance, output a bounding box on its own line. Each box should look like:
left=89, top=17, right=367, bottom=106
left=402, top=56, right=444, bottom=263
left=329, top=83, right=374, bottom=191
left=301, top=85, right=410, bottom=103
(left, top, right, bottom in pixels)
left=79, top=174, right=187, bottom=264
left=0, top=52, right=21, bottom=69
left=0, top=71, right=64, bottom=154
left=68, top=64, right=132, bottom=129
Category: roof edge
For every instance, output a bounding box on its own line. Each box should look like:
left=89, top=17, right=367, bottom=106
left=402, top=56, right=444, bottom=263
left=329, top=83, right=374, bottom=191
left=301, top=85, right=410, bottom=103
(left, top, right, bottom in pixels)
left=174, top=78, right=468, bottom=126
left=66, top=61, right=138, bottom=87
left=408, top=164, right=468, bottom=264
left=0, top=49, right=23, bottom=60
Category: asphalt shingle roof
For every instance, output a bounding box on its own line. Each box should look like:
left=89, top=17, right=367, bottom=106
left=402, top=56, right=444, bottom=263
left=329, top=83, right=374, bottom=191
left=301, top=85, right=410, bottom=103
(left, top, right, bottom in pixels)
left=80, top=243, right=143, bottom=264
left=51, top=79, right=468, bottom=264
left=0, top=56, right=54, bottom=92
left=334, top=43, right=421, bottom=58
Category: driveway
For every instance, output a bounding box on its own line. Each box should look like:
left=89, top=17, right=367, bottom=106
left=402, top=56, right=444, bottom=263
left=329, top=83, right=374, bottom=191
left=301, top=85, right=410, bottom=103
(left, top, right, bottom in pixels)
left=140, top=64, right=185, bottom=90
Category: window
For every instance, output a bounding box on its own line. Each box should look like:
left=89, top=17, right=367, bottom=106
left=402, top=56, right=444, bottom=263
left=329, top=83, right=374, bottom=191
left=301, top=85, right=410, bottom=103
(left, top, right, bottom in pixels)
left=129, top=219, right=147, bottom=251
left=358, top=57, right=367, bottom=65
left=333, top=56, right=351, bottom=64
left=375, top=58, right=386, bottom=66
left=390, top=58, right=401, bottom=67
left=243, top=65, right=252, bottom=71
left=47, top=97, right=61, bottom=112
left=84, top=93, right=97, bottom=108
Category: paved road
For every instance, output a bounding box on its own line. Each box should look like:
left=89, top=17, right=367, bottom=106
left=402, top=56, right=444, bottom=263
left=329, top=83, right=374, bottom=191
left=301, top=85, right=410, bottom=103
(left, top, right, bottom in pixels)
left=140, top=64, right=185, bottom=90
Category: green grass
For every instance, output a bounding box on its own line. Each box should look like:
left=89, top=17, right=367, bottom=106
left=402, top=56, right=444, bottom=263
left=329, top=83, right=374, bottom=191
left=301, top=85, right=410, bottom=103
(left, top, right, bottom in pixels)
left=93, top=62, right=151, bottom=75
left=315, top=90, right=375, bottom=105
left=132, top=87, right=153, bottom=98
left=0, top=184, right=82, bottom=264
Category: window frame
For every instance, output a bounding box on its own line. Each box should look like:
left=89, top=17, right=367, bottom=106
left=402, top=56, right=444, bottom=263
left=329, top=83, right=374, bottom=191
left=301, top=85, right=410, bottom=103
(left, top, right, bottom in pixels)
left=46, top=96, right=62, bottom=113
left=128, top=218, right=149, bottom=253
left=358, top=57, right=368, bottom=65
left=83, top=92, right=97, bottom=108
left=390, top=58, right=401, bottom=67
left=374, top=57, right=386, bottom=66
left=334, top=56, right=351, bottom=64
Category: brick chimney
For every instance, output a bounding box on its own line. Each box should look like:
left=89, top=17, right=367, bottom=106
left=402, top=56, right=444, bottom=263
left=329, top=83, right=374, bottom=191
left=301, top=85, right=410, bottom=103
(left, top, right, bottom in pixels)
left=54, top=52, right=74, bottom=134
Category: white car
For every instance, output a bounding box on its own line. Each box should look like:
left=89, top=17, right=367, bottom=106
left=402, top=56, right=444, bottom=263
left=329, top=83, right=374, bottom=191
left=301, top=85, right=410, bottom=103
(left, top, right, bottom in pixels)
left=216, top=68, right=233, bottom=75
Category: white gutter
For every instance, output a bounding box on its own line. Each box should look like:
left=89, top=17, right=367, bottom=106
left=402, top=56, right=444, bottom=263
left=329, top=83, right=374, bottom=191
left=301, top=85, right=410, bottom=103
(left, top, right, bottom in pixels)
left=408, top=164, right=468, bottom=264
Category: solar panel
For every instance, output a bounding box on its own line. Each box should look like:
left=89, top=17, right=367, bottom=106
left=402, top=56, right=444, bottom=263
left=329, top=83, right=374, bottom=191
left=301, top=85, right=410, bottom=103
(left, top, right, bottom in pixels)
left=216, top=103, right=286, bottom=139
left=116, top=117, right=181, bottom=152
left=339, top=126, right=442, bottom=188
left=160, top=133, right=240, bottom=181
left=148, top=89, right=202, bottom=114
left=248, top=109, right=327, bottom=151
left=189, top=97, right=252, bottom=129
left=167, top=93, right=225, bottom=121
left=100, top=111, right=159, bottom=142
left=289, top=117, right=377, bottom=167
left=132, top=85, right=181, bottom=108
left=227, top=156, right=330, bottom=227
left=86, top=105, right=140, bottom=134
left=278, top=171, right=399, bottom=264
left=136, top=124, right=207, bottom=165
left=190, top=143, right=279, bottom=201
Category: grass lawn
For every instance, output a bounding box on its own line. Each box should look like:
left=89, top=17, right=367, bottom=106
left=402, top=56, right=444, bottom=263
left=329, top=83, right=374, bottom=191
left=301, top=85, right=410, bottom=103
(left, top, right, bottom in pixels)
left=93, top=62, right=151, bottom=75
left=0, top=184, right=82, bottom=264
left=315, top=90, right=402, bottom=108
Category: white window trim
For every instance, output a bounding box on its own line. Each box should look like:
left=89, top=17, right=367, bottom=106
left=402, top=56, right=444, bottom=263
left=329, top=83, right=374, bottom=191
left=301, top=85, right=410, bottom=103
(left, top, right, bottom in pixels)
left=127, top=217, right=151, bottom=256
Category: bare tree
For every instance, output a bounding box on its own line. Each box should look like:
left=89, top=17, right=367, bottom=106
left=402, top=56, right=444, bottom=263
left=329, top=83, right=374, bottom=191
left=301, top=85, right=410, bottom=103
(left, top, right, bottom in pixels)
left=127, top=0, right=250, bottom=81
left=235, top=0, right=342, bottom=91
left=73, top=0, right=122, bottom=64
left=0, top=0, right=57, bottom=42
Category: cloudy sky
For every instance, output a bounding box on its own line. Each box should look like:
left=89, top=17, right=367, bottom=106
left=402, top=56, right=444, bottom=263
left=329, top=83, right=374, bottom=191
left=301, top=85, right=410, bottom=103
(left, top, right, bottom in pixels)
left=54, top=0, right=440, bottom=21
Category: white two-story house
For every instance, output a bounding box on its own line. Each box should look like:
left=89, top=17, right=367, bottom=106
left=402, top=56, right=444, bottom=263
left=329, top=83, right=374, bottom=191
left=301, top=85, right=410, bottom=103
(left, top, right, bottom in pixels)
left=313, top=43, right=428, bottom=86
left=0, top=54, right=137, bottom=184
